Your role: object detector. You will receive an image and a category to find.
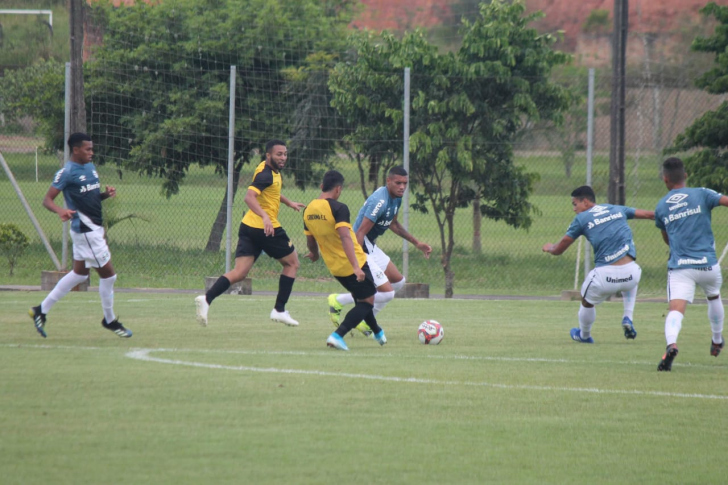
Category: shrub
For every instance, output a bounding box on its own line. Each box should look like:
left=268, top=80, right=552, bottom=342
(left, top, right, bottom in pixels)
left=0, top=223, right=30, bottom=276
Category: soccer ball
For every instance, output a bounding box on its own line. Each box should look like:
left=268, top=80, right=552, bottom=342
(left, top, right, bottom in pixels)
left=418, top=320, right=444, bottom=345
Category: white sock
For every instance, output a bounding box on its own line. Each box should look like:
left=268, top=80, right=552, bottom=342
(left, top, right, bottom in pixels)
left=372, top=290, right=396, bottom=316
left=707, top=298, right=724, bottom=344
left=41, top=271, right=89, bottom=314
left=391, top=278, right=406, bottom=293
left=578, top=304, right=596, bottom=338
left=336, top=293, right=355, bottom=306
left=665, top=310, right=684, bottom=346
left=99, top=274, right=117, bottom=323
left=622, top=285, right=637, bottom=320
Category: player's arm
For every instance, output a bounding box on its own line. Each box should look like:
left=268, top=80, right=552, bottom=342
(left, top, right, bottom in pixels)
left=304, top=235, right=319, bottom=262
left=633, top=209, right=654, bottom=220
left=661, top=229, right=670, bottom=246
left=389, top=215, right=432, bottom=259
left=719, top=195, right=728, bottom=207
left=42, top=186, right=75, bottom=222
left=281, top=194, right=305, bottom=212
left=100, top=185, right=116, bottom=201
left=244, top=189, right=274, bottom=236
left=542, top=235, right=575, bottom=256
left=338, top=226, right=365, bottom=281
left=354, top=217, right=375, bottom=247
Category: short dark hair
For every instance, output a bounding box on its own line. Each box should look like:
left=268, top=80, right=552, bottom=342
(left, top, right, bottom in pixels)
left=265, top=139, right=287, bottom=153
left=68, top=132, right=92, bottom=149
left=322, top=170, right=345, bottom=192
left=663, top=157, right=687, bottom=184
left=388, top=166, right=408, bottom=178
left=571, top=185, right=596, bottom=203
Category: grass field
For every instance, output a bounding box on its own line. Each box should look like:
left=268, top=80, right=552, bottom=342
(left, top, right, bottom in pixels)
left=3, top=148, right=728, bottom=297
left=1, top=291, right=727, bottom=484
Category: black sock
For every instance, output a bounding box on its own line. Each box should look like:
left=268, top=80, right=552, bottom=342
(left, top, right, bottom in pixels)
left=274, top=275, right=295, bottom=312
left=206, top=276, right=231, bottom=304
left=363, top=310, right=381, bottom=334
left=337, top=302, right=374, bottom=337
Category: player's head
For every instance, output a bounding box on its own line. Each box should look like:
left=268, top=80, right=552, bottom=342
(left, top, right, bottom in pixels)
left=265, top=139, right=287, bottom=171
left=321, top=170, right=345, bottom=199
left=386, top=166, right=408, bottom=198
left=662, top=157, right=687, bottom=187
left=570, top=185, right=595, bottom=213
left=68, top=132, right=94, bottom=164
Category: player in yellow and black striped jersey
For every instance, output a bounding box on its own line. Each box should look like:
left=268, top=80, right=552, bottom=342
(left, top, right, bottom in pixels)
left=303, top=170, right=387, bottom=351
left=195, top=140, right=306, bottom=327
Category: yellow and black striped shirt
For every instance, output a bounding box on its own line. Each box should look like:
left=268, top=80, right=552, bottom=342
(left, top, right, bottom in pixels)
left=242, top=161, right=282, bottom=229
left=304, top=198, right=367, bottom=277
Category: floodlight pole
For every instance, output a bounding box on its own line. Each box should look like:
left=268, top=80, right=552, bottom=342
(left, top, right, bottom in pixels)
left=402, top=67, right=411, bottom=280
left=225, top=66, right=237, bottom=273
left=608, top=0, right=628, bottom=205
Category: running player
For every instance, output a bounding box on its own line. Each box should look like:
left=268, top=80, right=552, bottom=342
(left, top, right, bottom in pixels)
left=654, top=157, right=727, bottom=371
left=303, top=170, right=386, bottom=350
left=543, top=185, right=654, bottom=343
left=195, top=140, right=305, bottom=327
left=28, top=132, right=131, bottom=338
left=327, top=166, right=432, bottom=333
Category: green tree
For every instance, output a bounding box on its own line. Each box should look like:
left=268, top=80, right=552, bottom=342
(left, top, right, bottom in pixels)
left=85, top=0, right=355, bottom=251
left=0, top=223, right=30, bottom=276
left=330, top=0, right=571, bottom=297
left=669, top=2, right=728, bottom=190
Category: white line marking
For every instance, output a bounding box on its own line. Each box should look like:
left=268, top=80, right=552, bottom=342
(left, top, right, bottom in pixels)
left=125, top=348, right=728, bottom=401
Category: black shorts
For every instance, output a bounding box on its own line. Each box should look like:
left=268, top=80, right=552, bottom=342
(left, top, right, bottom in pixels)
left=235, top=223, right=295, bottom=260
left=335, top=263, right=377, bottom=300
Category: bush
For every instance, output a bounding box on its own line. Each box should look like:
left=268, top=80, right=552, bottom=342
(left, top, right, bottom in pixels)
left=0, top=223, right=30, bottom=276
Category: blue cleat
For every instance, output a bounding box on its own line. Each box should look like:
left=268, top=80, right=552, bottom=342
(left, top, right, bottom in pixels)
left=326, top=332, right=349, bottom=351
left=622, top=317, right=637, bottom=339
left=570, top=327, right=594, bottom=344
left=374, top=329, right=387, bottom=346
left=102, top=318, right=133, bottom=338
left=28, top=305, right=47, bottom=338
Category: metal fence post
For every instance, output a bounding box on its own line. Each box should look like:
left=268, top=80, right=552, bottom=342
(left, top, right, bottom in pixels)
left=62, top=62, right=71, bottom=269
left=402, top=67, right=410, bottom=280
left=225, top=66, right=237, bottom=273
left=584, top=68, right=595, bottom=278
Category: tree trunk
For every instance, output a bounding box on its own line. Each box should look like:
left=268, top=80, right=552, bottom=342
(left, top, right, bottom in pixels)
left=70, top=0, right=86, bottom=133
left=472, top=199, right=481, bottom=254
left=205, top=162, right=242, bottom=252
left=368, top=152, right=380, bottom=186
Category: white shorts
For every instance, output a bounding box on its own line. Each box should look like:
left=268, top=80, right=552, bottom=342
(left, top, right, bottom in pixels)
left=581, top=261, right=642, bottom=305
left=71, top=227, right=111, bottom=268
left=363, top=237, right=390, bottom=288
left=667, top=265, right=722, bottom=303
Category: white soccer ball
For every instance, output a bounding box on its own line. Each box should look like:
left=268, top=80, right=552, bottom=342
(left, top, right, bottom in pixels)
left=418, top=320, right=444, bottom=345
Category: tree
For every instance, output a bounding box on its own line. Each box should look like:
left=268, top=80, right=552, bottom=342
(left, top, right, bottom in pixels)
left=669, top=2, right=728, bottom=191
left=85, top=0, right=355, bottom=251
left=0, top=223, right=29, bottom=276
left=330, top=0, right=571, bottom=297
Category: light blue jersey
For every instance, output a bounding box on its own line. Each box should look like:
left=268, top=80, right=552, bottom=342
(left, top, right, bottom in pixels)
left=354, top=186, right=402, bottom=244
left=566, top=204, right=637, bottom=267
left=52, top=161, right=103, bottom=233
left=655, top=187, right=722, bottom=269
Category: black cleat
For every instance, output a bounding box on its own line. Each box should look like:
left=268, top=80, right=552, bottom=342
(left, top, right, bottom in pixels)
left=28, top=306, right=47, bottom=338
left=102, top=318, right=132, bottom=338
left=710, top=339, right=724, bottom=357
left=657, top=344, right=679, bottom=371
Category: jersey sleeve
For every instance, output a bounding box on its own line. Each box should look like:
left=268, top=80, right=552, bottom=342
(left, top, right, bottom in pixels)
left=623, top=206, right=636, bottom=219
left=654, top=205, right=666, bottom=230
left=360, top=193, right=385, bottom=223
left=330, top=200, right=352, bottom=229
left=565, top=217, right=583, bottom=239
left=249, top=167, right=274, bottom=194
left=51, top=167, right=69, bottom=190
left=702, top=188, right=723, bottom=209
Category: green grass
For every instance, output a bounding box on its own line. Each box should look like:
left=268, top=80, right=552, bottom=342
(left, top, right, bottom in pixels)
left=1, top=292, right=727, bottom=484
left=3, top=150, right=728, bottom=296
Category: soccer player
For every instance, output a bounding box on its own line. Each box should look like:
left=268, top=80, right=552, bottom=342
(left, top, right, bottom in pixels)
left=327, top=166, right=432, bottom=333
left=542, top=185, right=654, bottom=343
left=654, top=157, right=727, bottom=371
left=303, top=170, right=387, bottom=350
left=28, top=132, right=131, bottom=338
left=195, top=140, right=305, bottom=327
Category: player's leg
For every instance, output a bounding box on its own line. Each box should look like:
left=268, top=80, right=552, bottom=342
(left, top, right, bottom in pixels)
left=270, top=250, right=300, bottom=326
left=29, top=258, right=89, bottom=338
left=698, top=265, right=724, bottom=356
left=95, top=259, right=131, bottom=338
left=658, top=269, right=692, bottom=371
left=619, top=262, right=642, bottom=339
left=571, top=269, right=602, bottom=343
left=328, top=266, right=382, bottom=350
left=383, top=260, right=406, bottom=293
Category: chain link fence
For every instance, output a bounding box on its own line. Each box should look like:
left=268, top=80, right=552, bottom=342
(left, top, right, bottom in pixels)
left=3, top=55, right=728, bottom=298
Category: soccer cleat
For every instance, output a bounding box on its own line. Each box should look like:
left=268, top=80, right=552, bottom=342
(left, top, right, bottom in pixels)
left=195, top=295, right=209, bottom=327
left=570, top=327, right=594, bottom=343
left=622, top=316, right=637, bottom=339
left=102, top=318, right=132, bottom=338
left=327, top=294, right=343, bottom=326
left=326, top=332, right=349, bottom=351
left=356, top=322, right=373, bottom=337
left=710, top=339, right=724, bottom=357
left=270, top=309, right=299, bottom=327
left=374, top=329, right=387, bottom=346
left=657, top=344, right=679, bottom=371
left=28, top=305, right=47, bottom=338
